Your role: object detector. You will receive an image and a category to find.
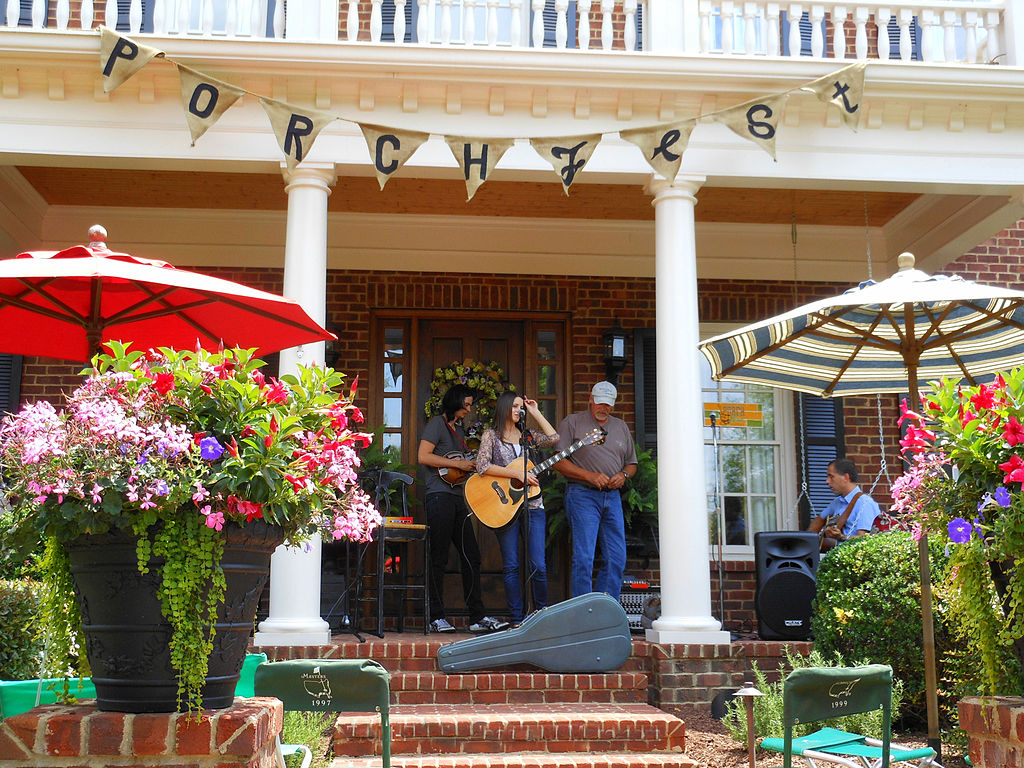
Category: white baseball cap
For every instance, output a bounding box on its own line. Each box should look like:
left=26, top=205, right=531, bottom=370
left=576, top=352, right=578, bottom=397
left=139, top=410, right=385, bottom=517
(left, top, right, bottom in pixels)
left=591, top=381, right=617, bottom=406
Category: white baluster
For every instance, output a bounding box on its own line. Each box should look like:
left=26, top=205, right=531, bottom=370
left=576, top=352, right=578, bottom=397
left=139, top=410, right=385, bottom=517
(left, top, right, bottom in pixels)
left=370, top=0, right=382, bottom=41
left=831, top=6, right=847, bottom=59
left=721, top=1, right=735, bottom=54
left=31, top=0, right=44, bottom=28
left=417, top=0, right=429, bottom=43
left=919, top=9, right=936, bottom=63
left=985, top=11, right=1001, bottom=64
left=509, top=0, right=522, bottom=45
left=152, top=0, right=166, bottom=33
left=348, top=0, right=359, bottom=40
left=625, top=0, right=636, bottom=51
left=877, top=8, right=890, bottom=60
left=395, top=0, right=407, bottom=43
left=179, top=0, right=192, bottom=35
left=464, top=0, right=476, bottom=44
left=203, top=0, right=214, bottom=34
left=80, top=0, right=93, bottom=28
left=486, top=0, right=498, bottom=45
left=578, top=0, right=591, bottom=49
left=248, top=0, right=261, bottom=37
left=941, top=9, right=956, bottom=64
left=440, top=0, right=452, bottom=44
left=6, top=0, right=18, bottom=27
left=531, top=0, right=544, bottom=47
left=600, top=0, right=611, bottom=50
left=809, top=4, right=823, bottom=57
left=766, top=2, right=780, bottom=56
left=787, top=3, right=801, bottom=57
left=105, top=0, right=117, bottom=28
left=965, top=11, right=979, bottom=63
left=129, top=0, right=141, bottom=31
left=741, top=1, right=757, bottom=54
left=225, top=0, right=237, bottom=36
left=897, top=7, right=912, bottom=61
left=57, top=0, right=69, bottom=28
left=272, top=0, right=284, bottom=38
left=853, top=5, right=867, bottom=59
left=698, top=0, right=712, bottom=53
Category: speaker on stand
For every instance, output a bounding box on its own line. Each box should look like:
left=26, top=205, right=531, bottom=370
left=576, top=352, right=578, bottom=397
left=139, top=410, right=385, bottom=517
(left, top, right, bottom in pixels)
left=754, top=531, right=819, bottom=640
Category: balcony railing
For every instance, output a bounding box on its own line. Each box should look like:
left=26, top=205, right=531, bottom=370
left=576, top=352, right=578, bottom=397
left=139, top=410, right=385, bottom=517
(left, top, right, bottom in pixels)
left=0, top=0, right=1012, bottom=65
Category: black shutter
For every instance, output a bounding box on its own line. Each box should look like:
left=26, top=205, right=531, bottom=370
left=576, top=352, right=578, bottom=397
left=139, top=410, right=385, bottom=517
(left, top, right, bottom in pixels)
left=634, top=2, right=642, bottom=50
left=114, top=0, right=154, bottom=32
left=885, top=13, right=921, bottom=60
left=381, top=0, right=415, bottom=43
left=796, top=392, right=844, bottom=529
left=8, top=0, right=46, bottom=26
left=634, top=328, right=656, bottom=457
left=0, top=354, right=23, bottom=417
left=535, top=0, right=576, bottom=48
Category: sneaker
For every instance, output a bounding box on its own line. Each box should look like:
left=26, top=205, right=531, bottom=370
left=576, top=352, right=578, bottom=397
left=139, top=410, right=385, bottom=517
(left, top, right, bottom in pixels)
left=430, top=618, right=456, bottom=633
left=468, top=616, right=510, bottom=633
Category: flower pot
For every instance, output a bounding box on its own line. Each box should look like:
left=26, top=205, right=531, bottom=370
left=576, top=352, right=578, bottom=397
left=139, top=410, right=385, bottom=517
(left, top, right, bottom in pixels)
left=65, top=519, right=283, bottom=713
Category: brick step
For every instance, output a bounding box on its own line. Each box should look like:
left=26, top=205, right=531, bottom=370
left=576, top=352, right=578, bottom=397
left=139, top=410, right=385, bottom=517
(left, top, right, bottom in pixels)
left=332, top=752, right=698, bottom=768
left=331, top=703, right=686, bottom=757
left=388, top=671, right=648, bottom=705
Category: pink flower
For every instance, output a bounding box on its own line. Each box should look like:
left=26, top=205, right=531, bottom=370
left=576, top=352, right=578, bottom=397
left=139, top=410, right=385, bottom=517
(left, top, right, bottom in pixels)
left=971, top=384, right=996, bottom=412
left=202, top=505, right=224, bottom=531
left=1004, top=417, right=1024, bottom=447
left=1000, top=454, right=1024, bottom=484
left=265, top=379, right=289, bottom=404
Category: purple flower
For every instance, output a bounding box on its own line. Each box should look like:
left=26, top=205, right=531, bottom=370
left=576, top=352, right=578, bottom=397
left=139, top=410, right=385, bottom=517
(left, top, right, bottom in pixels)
left=995, top=486, right=1012, bottom=507
left=199, top=436, right=225, bottom=461
left=948, top=517, right=972, bottom=544
left=152, top=479, right=169, bottom=497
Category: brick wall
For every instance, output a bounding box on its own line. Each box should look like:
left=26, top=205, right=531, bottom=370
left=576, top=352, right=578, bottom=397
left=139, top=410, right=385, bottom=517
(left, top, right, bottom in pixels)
left=959, top=696, right=1024, bottom=768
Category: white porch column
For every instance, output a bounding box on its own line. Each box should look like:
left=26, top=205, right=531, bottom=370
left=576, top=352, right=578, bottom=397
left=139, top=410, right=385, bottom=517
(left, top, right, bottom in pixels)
left=254, top=163, right=336, bottom=647
left=645, top=176, right=730, bottom=645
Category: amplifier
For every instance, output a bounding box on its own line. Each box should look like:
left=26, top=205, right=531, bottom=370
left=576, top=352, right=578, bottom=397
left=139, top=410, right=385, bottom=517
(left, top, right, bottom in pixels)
left=619, top=579, right=660, bottom=633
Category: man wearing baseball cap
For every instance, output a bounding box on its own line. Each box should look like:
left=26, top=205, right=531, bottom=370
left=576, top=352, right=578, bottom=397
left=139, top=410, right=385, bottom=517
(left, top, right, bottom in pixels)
left=552, top=380, right=638, bottom=600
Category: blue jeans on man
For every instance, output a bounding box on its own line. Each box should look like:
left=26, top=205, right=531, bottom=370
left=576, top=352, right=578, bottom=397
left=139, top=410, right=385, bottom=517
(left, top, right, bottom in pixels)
left=565, top=483, right=626, bottom=600
left=495, top=504, right=548, bottom=623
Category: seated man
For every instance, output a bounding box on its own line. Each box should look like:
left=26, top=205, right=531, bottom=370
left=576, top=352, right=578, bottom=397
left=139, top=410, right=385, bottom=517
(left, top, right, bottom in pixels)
left=806, top=458, right=880, bottom=552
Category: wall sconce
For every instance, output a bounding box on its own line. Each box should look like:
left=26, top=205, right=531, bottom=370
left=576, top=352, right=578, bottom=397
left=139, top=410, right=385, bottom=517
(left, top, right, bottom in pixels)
left=602, top=324, right=629, bottom=385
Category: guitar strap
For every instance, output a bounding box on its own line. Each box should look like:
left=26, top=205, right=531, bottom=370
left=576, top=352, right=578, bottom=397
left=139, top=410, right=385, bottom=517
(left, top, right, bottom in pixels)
left=444, top=419, right=472, bottom=454
left=833, top=491, right=865, bottom=534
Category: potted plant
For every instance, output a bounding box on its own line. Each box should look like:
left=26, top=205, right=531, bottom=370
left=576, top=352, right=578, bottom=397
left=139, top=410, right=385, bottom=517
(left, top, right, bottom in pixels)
left=0, top=343, right=382, bottom=713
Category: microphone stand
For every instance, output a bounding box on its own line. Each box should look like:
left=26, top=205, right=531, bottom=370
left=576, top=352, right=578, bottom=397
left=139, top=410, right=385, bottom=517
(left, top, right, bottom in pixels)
left=518, top=409, right=535, bottom=619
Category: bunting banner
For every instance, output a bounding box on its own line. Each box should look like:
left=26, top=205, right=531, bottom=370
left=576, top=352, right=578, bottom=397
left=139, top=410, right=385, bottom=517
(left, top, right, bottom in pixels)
left=801, top=61, right=867, bottom=130
left=620, top=120, right=697, bottom=186
left=96, top=28, right=871, bottom=196
left=99, top=26, right=164, bottom=93
left=445, top=138, right=515, bottom=200
left=713, top=93, right=788, bottom=160
left=178, top=65, right=245, bottom=146
left=530, top=134, right=602, bottom=195
left=360, top=124, right=431, bottom=190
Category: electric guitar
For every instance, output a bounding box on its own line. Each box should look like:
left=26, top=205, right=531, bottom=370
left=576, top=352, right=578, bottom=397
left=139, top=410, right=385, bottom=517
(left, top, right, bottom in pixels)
left=463, top=428, right=607, bottom=529
left=437, top=451, right=475, bottom=487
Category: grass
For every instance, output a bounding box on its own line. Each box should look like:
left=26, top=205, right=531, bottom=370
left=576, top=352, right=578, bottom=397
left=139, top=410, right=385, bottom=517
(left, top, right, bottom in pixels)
left=281, top=710, right=335, bottom=768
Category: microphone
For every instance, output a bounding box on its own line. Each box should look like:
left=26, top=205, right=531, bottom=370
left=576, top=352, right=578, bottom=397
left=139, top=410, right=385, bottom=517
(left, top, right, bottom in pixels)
left=518, top=407, right=527, bottom=421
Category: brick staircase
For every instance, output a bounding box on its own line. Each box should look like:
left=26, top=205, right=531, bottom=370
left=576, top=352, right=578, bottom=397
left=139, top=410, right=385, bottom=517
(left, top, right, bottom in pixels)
left=265, top=634, right=697, bottom=768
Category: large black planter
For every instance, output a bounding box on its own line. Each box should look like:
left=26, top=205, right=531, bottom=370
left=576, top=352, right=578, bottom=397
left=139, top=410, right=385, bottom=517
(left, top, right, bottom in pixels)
left=65, top=520, right=283, bottom=713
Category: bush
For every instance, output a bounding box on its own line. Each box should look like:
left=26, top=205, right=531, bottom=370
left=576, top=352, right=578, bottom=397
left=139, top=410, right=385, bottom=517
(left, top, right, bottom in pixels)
left=810, top=531, right=956, bottom=726
left=0, top=579, right=44, bottom=680
left=723, top=648, right=904, bottom=744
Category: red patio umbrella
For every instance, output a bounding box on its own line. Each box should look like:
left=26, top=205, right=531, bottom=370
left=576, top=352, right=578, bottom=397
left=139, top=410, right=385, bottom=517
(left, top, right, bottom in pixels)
left=0, top=226, right=335, bottom=362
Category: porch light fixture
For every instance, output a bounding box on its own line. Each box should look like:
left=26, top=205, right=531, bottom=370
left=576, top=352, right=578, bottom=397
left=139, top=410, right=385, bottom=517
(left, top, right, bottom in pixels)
left=602, top=323, right=629, bottom=385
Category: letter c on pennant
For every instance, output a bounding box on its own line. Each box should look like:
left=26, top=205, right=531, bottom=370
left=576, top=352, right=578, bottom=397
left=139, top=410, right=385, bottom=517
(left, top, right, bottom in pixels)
left=375, top=134, right=401, bottom=175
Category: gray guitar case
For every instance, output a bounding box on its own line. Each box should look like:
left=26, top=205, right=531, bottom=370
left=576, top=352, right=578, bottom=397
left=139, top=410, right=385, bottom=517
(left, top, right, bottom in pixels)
left=437, top=592, right=632, bottom=673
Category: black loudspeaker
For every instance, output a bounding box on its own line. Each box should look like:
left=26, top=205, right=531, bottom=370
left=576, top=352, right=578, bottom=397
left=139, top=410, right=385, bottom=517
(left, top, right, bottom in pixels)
left=754, top=531, right=819, bottom=640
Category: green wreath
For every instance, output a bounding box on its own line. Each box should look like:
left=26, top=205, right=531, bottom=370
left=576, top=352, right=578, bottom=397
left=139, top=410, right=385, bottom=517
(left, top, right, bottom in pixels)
left=424, top=359, right=515, bottom=446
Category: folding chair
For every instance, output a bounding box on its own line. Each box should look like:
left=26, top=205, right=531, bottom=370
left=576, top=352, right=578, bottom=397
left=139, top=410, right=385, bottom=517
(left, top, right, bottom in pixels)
left=253, top=659, right=391, bottom=768
left=0, top=677, right=96, bottom=719
left=760, top=664, right=942, bottom=768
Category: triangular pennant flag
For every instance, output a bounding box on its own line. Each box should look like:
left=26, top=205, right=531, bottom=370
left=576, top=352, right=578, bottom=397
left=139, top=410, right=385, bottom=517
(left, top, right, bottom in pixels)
left=801, top=62, right=868, bottom=130
left=360, top=124, right=430, bottom=190
left=99, top=27, right=164, bottom=93
left=530, top=134, right=602, bottom=195
left=177, top=65, right=245, bottom=146
left=445, top=138, right=514, bottom=201
left=259, top=98, right=337, bottom=171
left=619, top=120, right=697, bottom=185
left=713, top=93, right=787, bottom=160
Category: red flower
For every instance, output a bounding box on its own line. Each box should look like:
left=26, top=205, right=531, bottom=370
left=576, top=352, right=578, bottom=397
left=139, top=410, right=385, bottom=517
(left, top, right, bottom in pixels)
left=199, top=383, right=213, bottom=395
left=349, top=374, right=359, bottom=400
left=284, top=474, right=307, bottom=493
left=240, top=425, right=255, bottom=438
left=269, top=415, right=279, bottom=434
left=1000, top=454, right=1024, bottom=484
left=265, top=378, right=288, bottom=404
left=349, top=406, right=364, bottom=424
left=1004, top=417, right=1024, bottom=447
left=213, top=360, right=235, bottom=380
left=971, top=384, right=996, bottom=412
left=900, top=423, right=936, bottom=453
left=252, top=369, right=265, bottom=388
left=192, top=431, right=206, bottom=445
left=227, top=437, right=239, bottom=458
left=153, top=372, right=175, bottom=395
left=898, top=398, right=922, bottom=426
left=264, top=434, right=273, bottom=448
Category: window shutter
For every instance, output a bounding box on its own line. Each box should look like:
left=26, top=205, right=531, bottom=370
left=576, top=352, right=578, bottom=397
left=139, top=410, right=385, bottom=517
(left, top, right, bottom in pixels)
left=536, top=0, right=576, bottom=48
left=0, top=354, right=23, bottom=417
left=381, top=0, right=415, bottom=43
left=113, top=0, right=154, bottom=32
left=885, top=14, right=921, bottom=60
left=634, top=328, right=656, bottom=457
left=796, top=393, right=844, bottom=528
left=634, top=2, right=643, bottom=50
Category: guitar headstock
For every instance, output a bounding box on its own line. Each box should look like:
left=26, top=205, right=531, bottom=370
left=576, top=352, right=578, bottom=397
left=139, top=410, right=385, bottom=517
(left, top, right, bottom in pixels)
left=582, top=428, right=608, bottom=447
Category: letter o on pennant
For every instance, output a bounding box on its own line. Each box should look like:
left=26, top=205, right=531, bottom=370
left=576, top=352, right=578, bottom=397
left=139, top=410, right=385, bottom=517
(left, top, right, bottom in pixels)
left=188, top=83, right=220, bottom=119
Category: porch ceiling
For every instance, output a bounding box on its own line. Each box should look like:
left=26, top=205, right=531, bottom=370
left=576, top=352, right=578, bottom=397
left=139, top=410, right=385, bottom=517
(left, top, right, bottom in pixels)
left=16, top=166, right=920, bottom=226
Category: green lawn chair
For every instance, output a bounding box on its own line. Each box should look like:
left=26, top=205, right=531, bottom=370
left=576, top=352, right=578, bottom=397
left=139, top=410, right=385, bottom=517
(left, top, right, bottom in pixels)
left=760, top=664, right=942, bottom=768
left=253, top=658, right=391, bottom=768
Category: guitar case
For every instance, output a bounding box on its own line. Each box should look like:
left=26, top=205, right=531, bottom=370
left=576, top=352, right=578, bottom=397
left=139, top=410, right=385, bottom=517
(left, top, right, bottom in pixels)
left=437, top=592, right=632, bottom=674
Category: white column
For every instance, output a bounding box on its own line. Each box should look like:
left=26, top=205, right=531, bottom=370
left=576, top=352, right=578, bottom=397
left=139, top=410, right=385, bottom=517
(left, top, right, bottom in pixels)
left=645, top=176, right=730, bottom=645
left=254, top=163, right=336, bottom=647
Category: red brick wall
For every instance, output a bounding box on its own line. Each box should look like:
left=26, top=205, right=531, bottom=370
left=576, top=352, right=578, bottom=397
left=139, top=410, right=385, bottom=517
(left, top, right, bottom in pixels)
left=960, top=696, right=1024, bottom=768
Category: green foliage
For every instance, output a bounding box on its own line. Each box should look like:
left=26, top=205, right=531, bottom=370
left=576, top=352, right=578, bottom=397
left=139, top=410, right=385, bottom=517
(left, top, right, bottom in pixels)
left=37, top=538, right=88, bottom=681
left=0, top=579, right=44, bottom=680
left=810, top=531, right=954, bottom=725
left=281, top=711, right=334, bottom=768
left=723, top=648, right=904, bottom=744
left=423, top=359, right=514, bottom=445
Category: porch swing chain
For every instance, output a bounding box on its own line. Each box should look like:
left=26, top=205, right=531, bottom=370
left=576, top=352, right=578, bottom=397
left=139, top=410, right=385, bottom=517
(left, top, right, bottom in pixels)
left=791, top=214, right=817, bottom=516
left=863, top=194, right=894, bottom=495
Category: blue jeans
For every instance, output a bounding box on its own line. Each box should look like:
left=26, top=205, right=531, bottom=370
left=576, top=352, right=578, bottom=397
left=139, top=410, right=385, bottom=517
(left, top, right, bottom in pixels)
left=565, top=484, right=626, bottom=600
left=495, top=505, right=548, bottom=623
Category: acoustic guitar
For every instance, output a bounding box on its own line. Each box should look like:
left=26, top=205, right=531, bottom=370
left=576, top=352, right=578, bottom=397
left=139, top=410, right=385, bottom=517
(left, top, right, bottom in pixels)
left=463, top=428, right=607, bottom=529
left=437, top=451, right=475, bottom=487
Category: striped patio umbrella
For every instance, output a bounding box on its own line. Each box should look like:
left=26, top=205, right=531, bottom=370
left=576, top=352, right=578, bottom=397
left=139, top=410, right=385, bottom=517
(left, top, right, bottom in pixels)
left=699, top=252, right=1024, bottom=401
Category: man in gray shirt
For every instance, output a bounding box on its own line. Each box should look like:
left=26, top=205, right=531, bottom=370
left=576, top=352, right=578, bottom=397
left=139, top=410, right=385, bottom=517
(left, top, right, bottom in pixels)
left=553, top=381, right=638, bottom=600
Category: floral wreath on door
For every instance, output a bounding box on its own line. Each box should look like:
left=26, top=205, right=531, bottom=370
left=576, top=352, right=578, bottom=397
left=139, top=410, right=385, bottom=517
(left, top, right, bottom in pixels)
left=424, top=359, right=514, bottom=447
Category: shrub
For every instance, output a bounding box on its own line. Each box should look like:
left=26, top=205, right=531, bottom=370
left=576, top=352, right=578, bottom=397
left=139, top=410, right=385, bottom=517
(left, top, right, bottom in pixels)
left=723, top=648, right=904, bottom=744
left=0, top=579, right=44, bottom=680
left=810, top=531, right=956, bottom=726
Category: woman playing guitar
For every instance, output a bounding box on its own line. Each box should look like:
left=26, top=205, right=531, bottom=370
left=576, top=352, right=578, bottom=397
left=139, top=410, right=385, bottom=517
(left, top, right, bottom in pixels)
left=474, top=391, right=559, bottom=627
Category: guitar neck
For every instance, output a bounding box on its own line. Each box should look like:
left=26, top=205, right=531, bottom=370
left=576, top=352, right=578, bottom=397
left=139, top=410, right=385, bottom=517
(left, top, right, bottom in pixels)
left=531, top=437, right=592, bottom=477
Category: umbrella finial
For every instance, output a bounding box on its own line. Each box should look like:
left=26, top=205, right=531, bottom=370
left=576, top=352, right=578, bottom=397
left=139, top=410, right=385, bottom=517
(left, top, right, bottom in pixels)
left=87, top=225, right=108, bottom=251
left=898, top=252, right=916, bottom=271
